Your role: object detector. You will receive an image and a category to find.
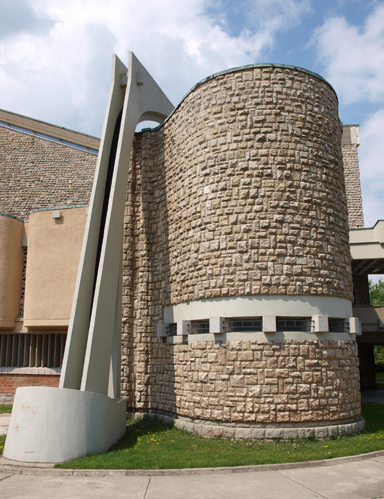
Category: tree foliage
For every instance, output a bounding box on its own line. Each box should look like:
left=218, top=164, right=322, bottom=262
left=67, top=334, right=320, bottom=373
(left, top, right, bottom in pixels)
left=369, top=278, right=384, bottom=305
left=369, top=278, right=384, bottom=372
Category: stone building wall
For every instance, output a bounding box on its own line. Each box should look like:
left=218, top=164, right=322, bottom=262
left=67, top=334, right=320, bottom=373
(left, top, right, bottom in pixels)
left=130, top=65, right=352, bottom=305
left=145, top=339, right=361, bottom=434
left=122, top=65, right=361, bottom=432
left=0, top=126, right=96, bottom=219
left=341, top=125, right=364, bottom=229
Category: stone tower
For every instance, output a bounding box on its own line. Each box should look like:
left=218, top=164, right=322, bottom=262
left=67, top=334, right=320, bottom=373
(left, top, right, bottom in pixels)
left=122, top=64, right=363, bottom=439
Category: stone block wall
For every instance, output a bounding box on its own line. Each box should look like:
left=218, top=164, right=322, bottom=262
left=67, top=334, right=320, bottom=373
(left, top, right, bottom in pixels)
left=127, top=65, right=352, bottom=309
left=121, top=64, right=361, bottom=432
left=343, top=144, right=364, bottom=228
left=125, top=336, right=361, bottom=429
left=341, top=125, right=364, bottom=229
left=154, top=339, right=360, bottom=424
left=0, top=127, right=96, bottom=219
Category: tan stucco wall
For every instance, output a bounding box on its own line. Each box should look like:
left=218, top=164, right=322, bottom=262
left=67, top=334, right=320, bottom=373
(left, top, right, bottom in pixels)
left=23, top=207, right=87, bottom=327
left=0, top=216, right=24, bottom=328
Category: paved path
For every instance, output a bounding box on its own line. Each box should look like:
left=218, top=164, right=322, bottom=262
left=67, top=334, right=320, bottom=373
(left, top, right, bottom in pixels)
left=0, top=453, right=384, bottom=499
left=361, top=388, right=384, bottom=405
left=0, top=414, right=10, bottom=436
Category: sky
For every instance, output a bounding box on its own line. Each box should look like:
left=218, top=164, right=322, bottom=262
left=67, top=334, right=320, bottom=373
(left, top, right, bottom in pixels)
left=0, top=0, right=383, bottom=229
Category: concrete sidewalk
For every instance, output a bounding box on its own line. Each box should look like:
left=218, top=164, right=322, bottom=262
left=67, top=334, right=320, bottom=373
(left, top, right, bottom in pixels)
left=0, top=414, right=10, bottom=436
left=0, top=453, right=384, bottom=499
left=361, top=388, right=384, bottom=405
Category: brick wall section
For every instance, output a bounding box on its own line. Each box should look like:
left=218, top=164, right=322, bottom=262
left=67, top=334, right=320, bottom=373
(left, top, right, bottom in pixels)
left=342, top=143, right=364, bottom=228
left=122, top=66, right=360, bottom=426
left=0, top=127, right=96, bottom=219
left=0, top=373, right=59, bottom=396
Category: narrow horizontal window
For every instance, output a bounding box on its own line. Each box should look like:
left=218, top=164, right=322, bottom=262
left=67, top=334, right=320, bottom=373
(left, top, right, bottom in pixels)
left=329, top=319, right=349, bottom=333
left=190, top=320, right=210, bottom=334
left=226, top=318, right=262, bottom=332
left=276, top=318, right=313, bottom=332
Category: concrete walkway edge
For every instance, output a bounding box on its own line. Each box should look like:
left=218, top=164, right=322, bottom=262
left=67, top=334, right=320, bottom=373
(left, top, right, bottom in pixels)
left=1, top=450, right=384, bottom=476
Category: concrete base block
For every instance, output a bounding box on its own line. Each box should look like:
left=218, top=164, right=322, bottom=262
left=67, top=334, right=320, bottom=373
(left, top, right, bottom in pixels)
left=235, top=427, right=252, bottom=440
left=3, top=386, right=126, bottom=463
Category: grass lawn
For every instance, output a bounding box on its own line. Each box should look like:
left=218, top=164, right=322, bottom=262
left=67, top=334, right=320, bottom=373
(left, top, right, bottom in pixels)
left=0, top=405, right=12, bottom=414
left=0, top=404, right=12, bottom=454
left=54, top=402, right=384, bottom=470
left=376, top=372, right=384, bottom=382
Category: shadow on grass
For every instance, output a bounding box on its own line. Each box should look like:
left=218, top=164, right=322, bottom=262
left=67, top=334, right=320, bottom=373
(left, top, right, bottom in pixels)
left=111, top=417, right=173, bottom=451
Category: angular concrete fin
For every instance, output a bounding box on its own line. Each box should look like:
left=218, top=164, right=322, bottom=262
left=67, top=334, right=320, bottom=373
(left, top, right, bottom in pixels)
left=60, top=52, right=174, bottom=395
left=60, top=55, right=128, bottom=390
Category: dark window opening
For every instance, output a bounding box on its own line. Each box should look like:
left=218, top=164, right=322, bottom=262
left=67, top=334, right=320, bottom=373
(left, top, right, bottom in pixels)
left=277, top=318, right=313, bottom=332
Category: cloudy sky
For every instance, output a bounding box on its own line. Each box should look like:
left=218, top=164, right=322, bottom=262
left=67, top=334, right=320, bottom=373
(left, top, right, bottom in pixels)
left=0, top=0, right=383, bottom=228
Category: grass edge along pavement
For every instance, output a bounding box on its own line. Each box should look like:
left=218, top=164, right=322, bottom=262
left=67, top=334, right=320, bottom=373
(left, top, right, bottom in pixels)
left=0, top=404, right=12, bottom=455
left=1, top=402, right=383, bottom=469
left=58, top=402, right=384, bottom=469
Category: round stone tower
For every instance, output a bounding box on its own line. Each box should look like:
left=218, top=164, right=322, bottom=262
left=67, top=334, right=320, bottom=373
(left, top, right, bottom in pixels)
left=122, top=64, right=363, bottom=439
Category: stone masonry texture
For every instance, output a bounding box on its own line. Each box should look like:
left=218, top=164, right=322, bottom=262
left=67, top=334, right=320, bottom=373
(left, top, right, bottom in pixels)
left=121, top=65, right=361, bottom=428
left=342, top=143, right=364, bottom=228
left=127, top=66, right=353, bottom=307
left=146, top=339, right=360, bottom=425
left=0, top=127, right=96, bottom=220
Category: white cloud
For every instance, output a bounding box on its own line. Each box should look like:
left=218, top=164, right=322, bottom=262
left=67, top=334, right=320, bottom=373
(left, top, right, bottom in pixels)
left=359, top=109, right=384, bottom=227
left=311, top=3, right=384, bottom=105
left=242, top=0, right=312, bottom=33
left=311, top=3, right=384, bottom=226
left=0, top=0, right=312, bottom=136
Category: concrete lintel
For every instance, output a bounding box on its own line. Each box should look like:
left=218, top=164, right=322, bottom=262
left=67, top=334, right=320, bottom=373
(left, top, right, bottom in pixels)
left=166, top=331, right=356, bottom=343
left=23, top=319, right=69, bottom=327
left=164, top=296, right=353, bottom=323
left=350, top=220, right=384, bottom=261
